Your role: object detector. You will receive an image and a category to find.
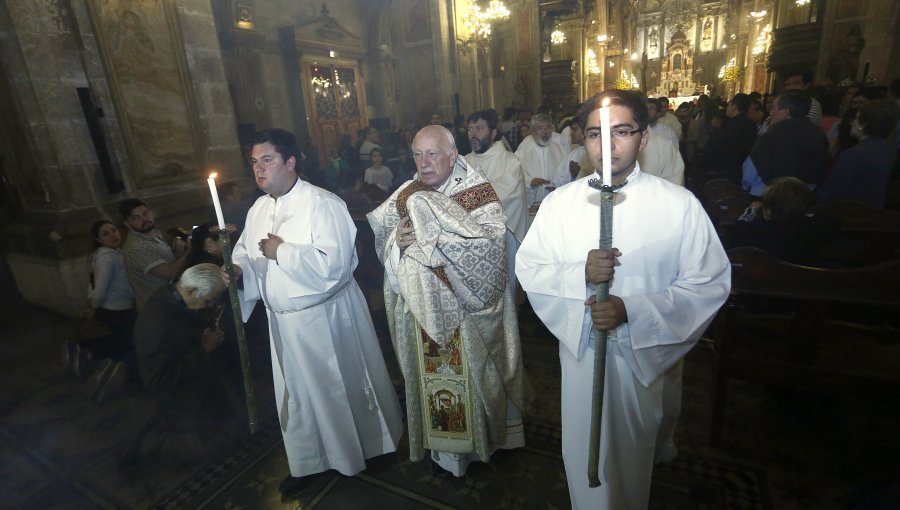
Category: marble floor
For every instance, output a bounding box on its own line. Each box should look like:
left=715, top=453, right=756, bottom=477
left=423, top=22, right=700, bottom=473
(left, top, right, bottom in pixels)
left=1, top=283, right=898, bottom=510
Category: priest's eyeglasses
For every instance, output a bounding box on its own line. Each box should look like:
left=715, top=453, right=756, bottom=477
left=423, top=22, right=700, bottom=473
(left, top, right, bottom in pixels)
left=412, top=151, right=443, bottom=162
left=584, top=128, right=642, bottom=141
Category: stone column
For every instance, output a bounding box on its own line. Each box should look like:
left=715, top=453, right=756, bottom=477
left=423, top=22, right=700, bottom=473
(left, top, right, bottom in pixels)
left=0, top=1, right=241, bottom=317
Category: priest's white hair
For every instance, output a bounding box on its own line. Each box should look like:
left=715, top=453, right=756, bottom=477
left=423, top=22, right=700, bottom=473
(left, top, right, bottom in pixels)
left=414, top=125, right=456, bottom=156
left=179, top=263, right=226, bottom=297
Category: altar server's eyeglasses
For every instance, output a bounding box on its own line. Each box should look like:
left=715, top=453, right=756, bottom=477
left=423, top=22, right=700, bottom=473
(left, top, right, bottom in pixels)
left=584, top=128, right=643, bottom=141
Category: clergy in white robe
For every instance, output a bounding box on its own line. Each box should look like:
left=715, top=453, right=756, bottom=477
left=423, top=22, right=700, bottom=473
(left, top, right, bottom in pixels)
left=639, top=98, right=685, bottom=186
left=232, top=129, right=403, bottom=481
left=551, top=145, right=588, bottom=189
left=515, top=113, right=568, bottom=208
left=516, top=91, right=730, bottom=510
left=657, top=108, right=683, bottom=140
left=368, top=125, right=528, bottom=477
left=464, top=110, right=529, bottom=290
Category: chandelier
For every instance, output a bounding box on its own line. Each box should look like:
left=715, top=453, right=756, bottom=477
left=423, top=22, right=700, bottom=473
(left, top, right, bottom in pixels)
left=751, top=24, right=771, bottom=56
left=462, top=1, right=510, bottom=43
left=551, top=27, right=566, bottom=45
left=482, top=0, right=510, bottom=22
left=463, top=6, right=492, bottom=40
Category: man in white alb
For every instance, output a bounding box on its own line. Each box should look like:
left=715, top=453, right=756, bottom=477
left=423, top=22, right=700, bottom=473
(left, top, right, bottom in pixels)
left=464, top=109, right=528, bottom=288
left=637, top=98, right=685, bottom=186
left=515, top=113, right=568, bottom=208
left=230, top=128, right=403, bottom=498
left=516, top=90, right=730, bottom=509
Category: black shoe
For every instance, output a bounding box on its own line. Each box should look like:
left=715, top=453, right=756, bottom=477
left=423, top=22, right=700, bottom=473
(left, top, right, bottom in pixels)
left=278, top=471, right=329, bottom=499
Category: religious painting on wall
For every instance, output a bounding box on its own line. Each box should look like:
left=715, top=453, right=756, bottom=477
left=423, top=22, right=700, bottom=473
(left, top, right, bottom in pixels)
left=406, top=0, right=432, bottom=42
left=647, top=26, right=660, bottom=59
left=700, top=17, right=714, bottom=52
left=87, top=0, right=204, bottom=187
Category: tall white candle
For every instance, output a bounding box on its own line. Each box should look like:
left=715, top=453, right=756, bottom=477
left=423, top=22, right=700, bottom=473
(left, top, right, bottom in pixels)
left=600, top=98, right=612, bottom=185
left=207, top=172, right=226, bottom=230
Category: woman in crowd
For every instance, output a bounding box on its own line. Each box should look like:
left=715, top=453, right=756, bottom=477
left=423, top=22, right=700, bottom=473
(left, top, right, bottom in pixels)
left=818, top=99, right=899, bottom=209
left=363, top=147, right=394, bottom=193
left=70, top=220, right=136, bottom=401
left=187, top=222, right=225, bottom=268
left=828, top=86, right=885, bottom=159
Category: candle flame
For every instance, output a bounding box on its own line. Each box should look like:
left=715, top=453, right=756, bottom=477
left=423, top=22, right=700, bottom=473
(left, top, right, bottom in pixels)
left=209, top=172, right=218, bottom=179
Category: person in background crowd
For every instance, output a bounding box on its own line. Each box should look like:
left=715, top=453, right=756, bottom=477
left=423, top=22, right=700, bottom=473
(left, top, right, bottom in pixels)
left=675, top=103, right=700, bottom=166
left=656, top=96, right=682, bottom=138
left=552, top=113, right=591, bottom=188
left=515, top=113, right=567, bottom=207
left=501, top=106, right=521, bottom=151
left=133, top=263, right=242, bottom=463
left=324, top=146, right=353, bottom=193
left=519, top=123, right=531, bottom=141
left=364, top=148, right=394, bottom=193
left=359, top=126, right=382, bottom=167
left=782, top=66, right=823, bottom=125
left=696, top=93, right=757, bottom=185
left=453, top=113, right=471, bottom=155
left=819, top=92, right=842, bottom=135
left=464, top=109, right=529, bottom=291
left=828, top=86, right=886, bottom=159
left=70, top=219, right=136, bottom=402
left=746, top=90, right=828, bottom=193
left=819, top=99, right=899, bottom=208
left=186, top=222, right=225, bottom=268
left=732, top=177, right=838, bottom=265
left=638, top=98, right=685, bottom=185
left=120, top=198, right=190, bottom=309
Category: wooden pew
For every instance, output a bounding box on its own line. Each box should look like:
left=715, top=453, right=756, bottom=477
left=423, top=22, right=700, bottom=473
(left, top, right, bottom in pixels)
left=808, top=201, right=900, bottom=266
left=709, top=247, right=900, bottom=446
left=703, top=177, right=745, bottom=204
left=708, top=195, right=750, bottom=226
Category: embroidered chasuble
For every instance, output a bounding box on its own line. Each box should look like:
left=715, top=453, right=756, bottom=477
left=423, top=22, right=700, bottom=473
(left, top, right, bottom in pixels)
left=368, top=159, right=528, bottom=466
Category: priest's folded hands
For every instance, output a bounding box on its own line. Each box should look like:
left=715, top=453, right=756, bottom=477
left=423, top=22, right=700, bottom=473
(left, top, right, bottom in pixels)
left=395, top=216, right=417, bottom=250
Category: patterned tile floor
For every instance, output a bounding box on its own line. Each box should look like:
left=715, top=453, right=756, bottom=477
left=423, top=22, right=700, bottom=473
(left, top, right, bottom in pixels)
left=1, top=291, right=898, bottom=509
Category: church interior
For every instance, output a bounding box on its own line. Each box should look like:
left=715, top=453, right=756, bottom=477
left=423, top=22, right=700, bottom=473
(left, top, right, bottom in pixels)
left=1, top=0, right=899, bottom=509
